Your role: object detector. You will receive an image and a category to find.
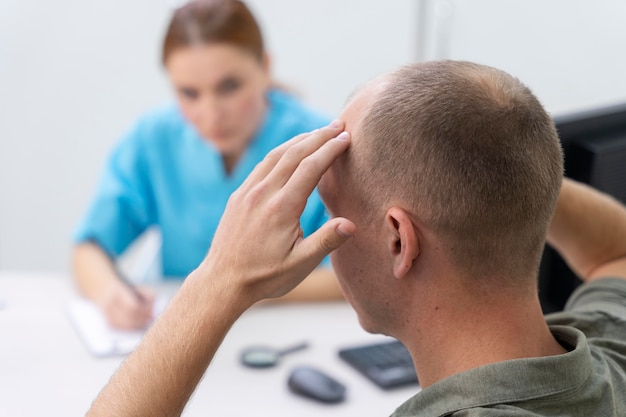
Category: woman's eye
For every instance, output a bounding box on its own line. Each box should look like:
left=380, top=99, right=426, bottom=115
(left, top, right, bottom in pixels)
left=179, top=87, right=199, bottom=100
left=216, top=78, right=241, bottom=95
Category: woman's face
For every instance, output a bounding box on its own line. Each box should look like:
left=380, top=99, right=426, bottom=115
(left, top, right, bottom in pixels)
left=166, top=43, right=270, bottom=158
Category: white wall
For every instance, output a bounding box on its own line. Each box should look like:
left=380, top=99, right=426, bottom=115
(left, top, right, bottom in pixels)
left=0, top=0, right=172, bottom=271
left=246, top=0, right=419, bottom=115
left=432, top=0, right=626, bottom=115
left=1, top=0, right=625, bottom=272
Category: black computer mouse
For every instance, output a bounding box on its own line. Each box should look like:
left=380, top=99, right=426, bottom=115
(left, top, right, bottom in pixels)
left=287, top=366, right=347, bottom=404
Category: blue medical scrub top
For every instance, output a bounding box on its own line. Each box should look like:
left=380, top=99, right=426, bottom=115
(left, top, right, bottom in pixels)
left=74, top=89, right=331, bottom=278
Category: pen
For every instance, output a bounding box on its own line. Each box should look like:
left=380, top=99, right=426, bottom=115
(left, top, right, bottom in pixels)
left=90, top=238, right=146, bottom=304
left=114, top=265, right=147, bottom=304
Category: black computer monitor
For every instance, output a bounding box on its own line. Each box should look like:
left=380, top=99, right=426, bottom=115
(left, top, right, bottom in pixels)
left=538, top=102, right=626, bottom=313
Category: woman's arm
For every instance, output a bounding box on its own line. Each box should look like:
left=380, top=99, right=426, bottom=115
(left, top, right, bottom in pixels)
left=275, top=267, right=343, bottom=302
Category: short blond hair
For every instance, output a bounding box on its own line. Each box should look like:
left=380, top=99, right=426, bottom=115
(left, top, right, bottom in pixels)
left=354, top=61, right=563, bottom=284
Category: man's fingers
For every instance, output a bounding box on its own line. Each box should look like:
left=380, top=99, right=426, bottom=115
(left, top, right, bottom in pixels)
left=282, top=130, right=350, bottom=206
left=261, top=122, right=344, bottom=190
left=242, top=131, right=312, bottom=188
left=239, top=121, right=343, bottom=191
left=295, top=218, right=356, bottom=270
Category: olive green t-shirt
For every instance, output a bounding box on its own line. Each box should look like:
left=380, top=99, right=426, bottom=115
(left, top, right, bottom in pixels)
left=391, top=278, right=626, bottom=416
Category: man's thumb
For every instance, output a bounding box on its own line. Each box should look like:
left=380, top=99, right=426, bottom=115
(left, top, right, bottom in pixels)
left=317, top=218, right=356, bottom=254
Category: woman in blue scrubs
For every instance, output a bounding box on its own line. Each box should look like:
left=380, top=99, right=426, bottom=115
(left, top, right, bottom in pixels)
left=72, top=0, right=340, bottom=330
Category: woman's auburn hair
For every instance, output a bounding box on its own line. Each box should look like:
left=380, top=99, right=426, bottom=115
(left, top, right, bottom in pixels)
left=162, top=0, right=264, bottom=65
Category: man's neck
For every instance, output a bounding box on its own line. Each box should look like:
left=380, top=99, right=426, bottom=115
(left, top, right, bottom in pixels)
left=400, top=279, right=567, bottom=389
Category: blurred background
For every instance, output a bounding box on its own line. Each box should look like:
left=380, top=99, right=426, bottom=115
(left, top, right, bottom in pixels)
left=1, top=0, right=626, bottom=272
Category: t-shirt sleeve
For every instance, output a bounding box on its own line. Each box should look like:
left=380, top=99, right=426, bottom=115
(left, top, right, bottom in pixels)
left=564, top=278, right=626, bottom=318
left=73, top=121, right=155, bottom=256
left=547, top=278, right=626, bottom=341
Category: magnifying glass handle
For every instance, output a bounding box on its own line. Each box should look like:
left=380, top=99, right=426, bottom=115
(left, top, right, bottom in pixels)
left=278, top=341, right=309, bottom=357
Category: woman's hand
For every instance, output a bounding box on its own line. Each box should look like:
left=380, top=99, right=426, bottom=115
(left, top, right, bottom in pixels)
left=98, top=282, right=156, bottom=330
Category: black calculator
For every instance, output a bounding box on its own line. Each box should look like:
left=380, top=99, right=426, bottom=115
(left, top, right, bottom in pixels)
left=338, top=339, right=419, bottom=389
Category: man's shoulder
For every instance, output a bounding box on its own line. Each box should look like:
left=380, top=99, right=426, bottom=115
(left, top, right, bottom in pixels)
left=545, top=279, right=626, bottom=384
left=546, top=278, right=626, bottom=335
left=392, top=319, right=626, bottom=417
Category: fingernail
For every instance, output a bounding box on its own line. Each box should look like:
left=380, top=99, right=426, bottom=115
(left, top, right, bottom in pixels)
left=336, top=131, right=350, bottom=141
left=337, top=223, right=355, bottom=238
left=330, top=119, right=341, bottom=128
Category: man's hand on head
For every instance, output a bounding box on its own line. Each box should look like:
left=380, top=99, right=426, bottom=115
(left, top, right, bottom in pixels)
left=86, top=122, right=356, bottom=417
left=197, top=121, right=356, bottom=306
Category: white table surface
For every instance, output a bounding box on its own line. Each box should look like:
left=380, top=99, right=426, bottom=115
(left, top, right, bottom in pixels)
left=0, top=272, right=419, bottom=416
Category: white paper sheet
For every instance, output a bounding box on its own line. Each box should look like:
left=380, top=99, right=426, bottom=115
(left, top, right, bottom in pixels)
left=67, top=296, right=169, bottom=357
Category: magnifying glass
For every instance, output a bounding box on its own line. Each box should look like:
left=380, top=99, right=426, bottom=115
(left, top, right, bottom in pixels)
left=240, top=341, right=309, bottom=368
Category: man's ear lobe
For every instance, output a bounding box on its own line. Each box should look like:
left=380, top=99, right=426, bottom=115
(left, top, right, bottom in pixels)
left=385, top=207, right=419, bottom=279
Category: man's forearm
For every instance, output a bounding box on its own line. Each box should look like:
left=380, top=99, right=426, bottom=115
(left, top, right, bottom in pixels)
left=86, top=265, right=250, bottom=417
left=547, top=178, right=626, bottom=281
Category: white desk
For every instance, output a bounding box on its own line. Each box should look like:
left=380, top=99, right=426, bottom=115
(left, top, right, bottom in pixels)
left=0, top=272, right=419, bottom=416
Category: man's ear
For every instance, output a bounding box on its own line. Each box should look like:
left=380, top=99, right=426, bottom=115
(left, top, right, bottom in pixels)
left=385, top=207, right=419, bottom=279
